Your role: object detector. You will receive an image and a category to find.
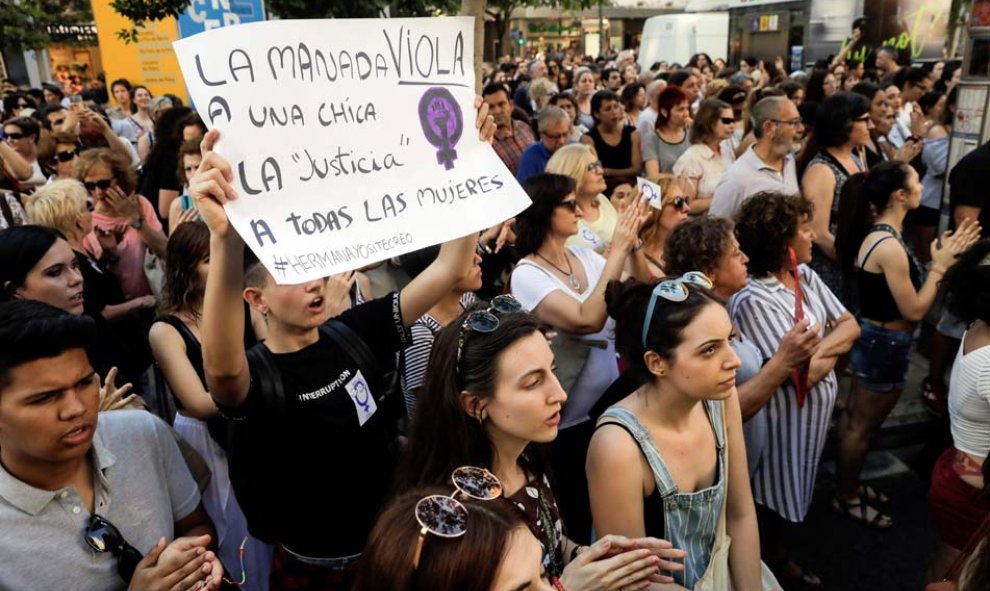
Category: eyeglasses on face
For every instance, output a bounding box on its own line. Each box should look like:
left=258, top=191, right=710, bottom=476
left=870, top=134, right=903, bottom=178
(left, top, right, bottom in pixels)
left=541, top=130, right=569, bottom=141
left=586, top=161, right=603, bottom=173
left=413, top=466, right=503, bottom=568
left=771, top=118, right=803, bottom=127
left=84, top=179, right=114, bottom=192
left=456, top=295, right=524, bottom=377
left=641, top=271, right=714, bottom=347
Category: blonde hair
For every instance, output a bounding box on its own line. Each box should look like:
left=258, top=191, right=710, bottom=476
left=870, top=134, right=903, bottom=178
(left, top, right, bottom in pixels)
left=528, top=78, right=559, bottom=110
left=545, top=143, right=597, bottom=194
left=706, top=78, right=729, bottom=100
left=25, top=179, right=89, bottom=237
left=640, top=175, right=688, bottom=243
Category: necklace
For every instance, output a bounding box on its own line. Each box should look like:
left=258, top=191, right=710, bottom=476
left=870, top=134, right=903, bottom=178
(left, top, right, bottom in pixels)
left=535, top=251, right=580, bottom=290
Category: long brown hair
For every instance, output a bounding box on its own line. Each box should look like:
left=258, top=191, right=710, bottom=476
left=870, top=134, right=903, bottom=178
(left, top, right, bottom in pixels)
left=159, top=221, right=209, bottom=318
left=352, top=487, right=527, bottom=591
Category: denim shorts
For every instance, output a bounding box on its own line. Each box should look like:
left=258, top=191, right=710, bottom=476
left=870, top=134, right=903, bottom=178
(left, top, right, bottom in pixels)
left=850, top=319, right=914, bottom=392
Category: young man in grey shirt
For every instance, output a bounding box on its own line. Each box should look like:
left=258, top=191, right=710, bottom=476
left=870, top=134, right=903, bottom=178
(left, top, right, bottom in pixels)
left=0, top=301, right=224, bottom=591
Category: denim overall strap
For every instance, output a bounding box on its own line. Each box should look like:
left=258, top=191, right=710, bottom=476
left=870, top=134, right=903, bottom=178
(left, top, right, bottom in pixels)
left=703, top=400, right=726, bottom=455
left=596, top=407, right=679, bottom=497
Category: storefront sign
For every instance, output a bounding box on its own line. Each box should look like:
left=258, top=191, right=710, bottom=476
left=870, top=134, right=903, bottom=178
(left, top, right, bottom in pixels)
left=91, top=3, right=188, bottom=103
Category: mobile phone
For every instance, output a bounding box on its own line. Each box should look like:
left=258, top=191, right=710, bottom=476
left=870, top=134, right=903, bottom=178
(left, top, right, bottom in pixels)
left=69, top=94, right=83, bottom=105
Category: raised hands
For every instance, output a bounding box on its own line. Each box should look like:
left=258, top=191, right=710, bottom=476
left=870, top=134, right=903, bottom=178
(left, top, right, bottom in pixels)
left=931, top=217, right=981, bottom=272
left=611, top=195, right=648, bottom=255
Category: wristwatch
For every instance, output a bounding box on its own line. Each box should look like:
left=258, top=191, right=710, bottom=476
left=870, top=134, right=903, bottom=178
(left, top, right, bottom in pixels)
left=129, top=217, right=143, bottom=230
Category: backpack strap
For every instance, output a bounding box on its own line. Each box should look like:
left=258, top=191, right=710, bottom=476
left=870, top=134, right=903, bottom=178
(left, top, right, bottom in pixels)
left=320, top=320, right=387, bottom=399
left=245, top=344, right=285, bottom=414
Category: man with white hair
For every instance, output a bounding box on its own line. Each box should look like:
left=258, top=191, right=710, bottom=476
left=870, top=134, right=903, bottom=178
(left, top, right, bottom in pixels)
left=517, top=105, right=574, bottom=183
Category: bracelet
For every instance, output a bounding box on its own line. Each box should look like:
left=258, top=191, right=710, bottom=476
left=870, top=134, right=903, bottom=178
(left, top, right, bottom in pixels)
left=551, top=576, right=567, bottom=591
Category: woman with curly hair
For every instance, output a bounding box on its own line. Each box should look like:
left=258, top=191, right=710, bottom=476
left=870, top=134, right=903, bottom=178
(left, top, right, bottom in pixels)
left=149, top=221, right=272, bottom=589
left=664, top=216, right=820, bottom=478
left=929, top=240, right=990, bottom=581
left=730, top=191, right=859, bottom=589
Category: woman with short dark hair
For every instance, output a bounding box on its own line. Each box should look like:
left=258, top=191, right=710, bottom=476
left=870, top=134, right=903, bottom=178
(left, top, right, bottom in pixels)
left=731, top=191, right=859, bottom=589
left=673, top=98, right=736, bottom=214
left=798, top=91, right=872, bottom=302
left=580, top=90, right=641, bottom=195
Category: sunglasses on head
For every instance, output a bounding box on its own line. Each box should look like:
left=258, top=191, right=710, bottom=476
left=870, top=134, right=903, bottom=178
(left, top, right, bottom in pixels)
left=641, top=272, right=714, bottom=347
left=84, top=515, right=143, bottom=583
left=51, top=148, right=79, bottom=164
left=84, top=179, right=113, bottom=192
left=413, top=466, right=503, bottom=568
left=456, top=295, right=524, bottom=379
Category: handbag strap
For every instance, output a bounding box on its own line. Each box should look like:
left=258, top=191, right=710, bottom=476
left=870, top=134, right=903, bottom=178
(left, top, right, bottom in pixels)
left=943, top=513, right=990, bottom=582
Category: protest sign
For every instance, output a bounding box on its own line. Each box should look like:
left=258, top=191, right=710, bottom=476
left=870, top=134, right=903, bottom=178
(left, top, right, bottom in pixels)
left=172, top=17, right=531, bottom=284
left=636, top=177, right=663, bottom=209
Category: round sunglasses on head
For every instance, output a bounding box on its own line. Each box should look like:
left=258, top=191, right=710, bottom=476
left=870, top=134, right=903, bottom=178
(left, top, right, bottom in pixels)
left=413, top=466, right=503, bottom=568
left=456, top=295, right=524, bottom=371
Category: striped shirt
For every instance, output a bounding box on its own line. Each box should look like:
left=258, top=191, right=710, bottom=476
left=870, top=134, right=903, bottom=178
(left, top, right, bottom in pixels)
left=492, top=120, right=536, bottom=175
left=729, top=265, right=847, bottom=522
left=400, top=293, right=476, bottom=417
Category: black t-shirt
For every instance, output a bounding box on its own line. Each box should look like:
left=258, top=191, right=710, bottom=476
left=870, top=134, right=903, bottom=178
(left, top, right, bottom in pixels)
left=948, top=141, right=990, bottom=237
left=225, top=292, right=408, bottom=558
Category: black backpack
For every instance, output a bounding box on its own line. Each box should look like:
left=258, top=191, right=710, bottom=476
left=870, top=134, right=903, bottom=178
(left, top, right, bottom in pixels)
left=227, top=319, right=402, bottom=543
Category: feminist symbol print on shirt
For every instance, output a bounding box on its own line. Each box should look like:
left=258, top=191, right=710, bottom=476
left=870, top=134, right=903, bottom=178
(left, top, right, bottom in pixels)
left=418, top=87, right=464, bottom=170
left=345, top=370, right=378, bottom=426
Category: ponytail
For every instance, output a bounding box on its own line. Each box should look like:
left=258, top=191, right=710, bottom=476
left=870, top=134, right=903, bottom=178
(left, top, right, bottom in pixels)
left=834, top=160, right=913, bottom=274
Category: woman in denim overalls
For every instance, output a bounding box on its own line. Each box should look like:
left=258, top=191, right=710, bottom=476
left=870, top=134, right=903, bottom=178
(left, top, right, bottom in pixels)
left=588, top=276, right=763, bottom=589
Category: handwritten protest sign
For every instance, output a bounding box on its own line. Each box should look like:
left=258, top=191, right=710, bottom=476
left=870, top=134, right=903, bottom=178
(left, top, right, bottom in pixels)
left=636, top=177, right=663, bottom=210
left=172, top=17, right=531, bottom=284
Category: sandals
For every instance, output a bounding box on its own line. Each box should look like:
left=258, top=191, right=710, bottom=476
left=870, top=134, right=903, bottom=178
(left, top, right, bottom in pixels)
left=767, top=556, right=823, bottom=590
left=858, top=483, right=891, bottom=506
left=832, top=492, right=893, bottom=529
left=922, top=377, right=947, bottom=416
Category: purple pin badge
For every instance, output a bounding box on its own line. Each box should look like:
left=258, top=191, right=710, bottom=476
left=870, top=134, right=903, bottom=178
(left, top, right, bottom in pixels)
left=418, top=87, right=463, bottom=170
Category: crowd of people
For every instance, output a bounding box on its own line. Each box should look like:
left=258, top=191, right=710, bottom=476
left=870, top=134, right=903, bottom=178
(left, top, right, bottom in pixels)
left=0, top=32, right=988, bottom=591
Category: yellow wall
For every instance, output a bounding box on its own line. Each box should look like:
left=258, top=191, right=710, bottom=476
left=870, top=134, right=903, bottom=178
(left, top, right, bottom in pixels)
left=90, top=0, right=188, bottom=104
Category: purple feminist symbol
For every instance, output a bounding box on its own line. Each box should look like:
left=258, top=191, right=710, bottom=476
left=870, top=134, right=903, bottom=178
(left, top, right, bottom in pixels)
left=418, top=87, right=463, bottom=170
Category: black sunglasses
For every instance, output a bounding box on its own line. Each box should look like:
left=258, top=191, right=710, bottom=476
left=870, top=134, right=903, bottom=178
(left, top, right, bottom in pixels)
left=51, top=148, right=79, bottom=163
left=17, top=102, right=29, bottom=108
left=720, top=117, right=736, bottom=125
left=456, top=295, right=524, bottom=379
left=666, top=196, right=690, bottom=210
left=85, top=515, right=143, bottom=583
left=84, top=179, right=114, bottom=192
left=557, top=199, right=579, bottom=213
left=4, top=132, right=26, bottom=140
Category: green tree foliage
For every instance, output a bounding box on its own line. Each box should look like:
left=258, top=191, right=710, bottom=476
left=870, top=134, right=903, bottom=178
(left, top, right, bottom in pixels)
left=0, top=0, right=92, bottom=50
